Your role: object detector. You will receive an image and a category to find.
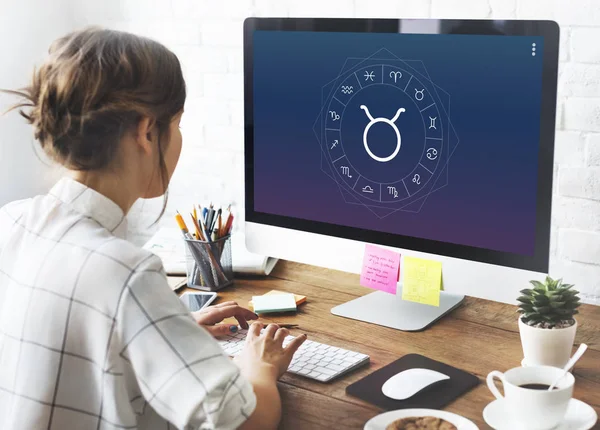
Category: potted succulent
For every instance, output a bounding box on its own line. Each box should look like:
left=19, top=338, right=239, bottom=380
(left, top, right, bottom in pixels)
left=517, top=276, right=581, bottom=368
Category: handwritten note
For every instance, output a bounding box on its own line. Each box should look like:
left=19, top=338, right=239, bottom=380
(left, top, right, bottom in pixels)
left=402, top=256, right=442, bottom=307
left=360, top=244, right=400, bottom=294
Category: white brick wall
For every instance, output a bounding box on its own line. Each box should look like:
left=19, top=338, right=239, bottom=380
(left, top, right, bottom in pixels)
left=69, top=0, right=600, bottom=304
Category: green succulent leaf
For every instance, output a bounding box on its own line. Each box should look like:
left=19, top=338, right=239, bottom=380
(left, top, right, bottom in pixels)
left=530, top=280, right=546, bottom=290
left=519, top=304, right=535, bottom=313
left=520, top=276, right=579, bottom=325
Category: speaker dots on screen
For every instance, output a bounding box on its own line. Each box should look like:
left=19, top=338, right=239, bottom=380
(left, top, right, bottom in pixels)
left=531, top=42, right=536, bottom=56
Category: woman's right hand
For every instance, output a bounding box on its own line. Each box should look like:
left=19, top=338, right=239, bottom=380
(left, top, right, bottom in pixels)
left=234, top=322, right=307, bottom=381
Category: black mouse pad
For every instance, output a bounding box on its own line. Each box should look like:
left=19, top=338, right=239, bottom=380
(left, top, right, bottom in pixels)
left=346, top=354, right=480, bottom=410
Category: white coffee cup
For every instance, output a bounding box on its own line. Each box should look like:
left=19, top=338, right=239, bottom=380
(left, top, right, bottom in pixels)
left=486, top=366, right=574, bottom=430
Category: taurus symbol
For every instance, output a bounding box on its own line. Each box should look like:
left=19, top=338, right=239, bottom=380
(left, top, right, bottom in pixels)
left=360, top=105, right=406, bottom=163
left=389, top=71, right=402, bottom=83
left=415, top=88, right=425, bottom=101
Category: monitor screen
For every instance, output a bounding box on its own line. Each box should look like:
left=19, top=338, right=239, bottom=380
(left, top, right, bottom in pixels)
left=252, top=29, right=545, bottom=257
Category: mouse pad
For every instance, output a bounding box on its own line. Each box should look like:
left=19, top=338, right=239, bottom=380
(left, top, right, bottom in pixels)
left=346, top=354, right=480, bottom=410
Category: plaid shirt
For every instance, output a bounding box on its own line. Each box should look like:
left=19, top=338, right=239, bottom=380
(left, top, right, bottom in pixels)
left=0, top=178, right=256, bottom=430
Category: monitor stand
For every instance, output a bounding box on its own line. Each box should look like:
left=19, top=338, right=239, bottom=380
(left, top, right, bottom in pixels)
left=330, top=286, right=465, bottom=332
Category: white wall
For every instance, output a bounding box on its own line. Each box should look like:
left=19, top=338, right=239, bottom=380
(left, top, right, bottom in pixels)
left=2, top=0, right=599, bottom=304
left=0, top=0, right=74, bottom=204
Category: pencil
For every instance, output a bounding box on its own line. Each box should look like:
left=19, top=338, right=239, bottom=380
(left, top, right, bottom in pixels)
left=225, top=213, right=234, bottom=235
left=216, top=210, right=222, bottom=238
left=175, top=211, right=192, bottom=239
left=222, top=211, right=231, bottom=237
left=190, top=212, right=205, bottom=241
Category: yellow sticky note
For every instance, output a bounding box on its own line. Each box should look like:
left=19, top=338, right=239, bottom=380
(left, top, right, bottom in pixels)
left=402, top=256, right=442, bottom=307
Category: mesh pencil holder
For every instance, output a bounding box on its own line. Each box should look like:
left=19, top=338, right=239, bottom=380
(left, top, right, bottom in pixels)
left=184, top=235, right=233, bottom=291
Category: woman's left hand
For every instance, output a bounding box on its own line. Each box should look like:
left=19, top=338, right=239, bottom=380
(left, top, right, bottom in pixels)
left=193, top=301, right=259, bottom=337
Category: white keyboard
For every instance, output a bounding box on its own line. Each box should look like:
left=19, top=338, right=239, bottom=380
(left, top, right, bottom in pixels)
left=218, top=329, right=370, bottom=382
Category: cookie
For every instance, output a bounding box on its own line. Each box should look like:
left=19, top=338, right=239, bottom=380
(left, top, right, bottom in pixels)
left=385, top=416, right=457, bottom=430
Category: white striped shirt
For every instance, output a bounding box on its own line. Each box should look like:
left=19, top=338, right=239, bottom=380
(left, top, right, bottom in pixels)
left=0, top=177, right=256, bottom=430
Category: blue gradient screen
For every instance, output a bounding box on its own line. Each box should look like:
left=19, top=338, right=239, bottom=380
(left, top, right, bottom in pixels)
left=253, top=31, right=544, bottom=256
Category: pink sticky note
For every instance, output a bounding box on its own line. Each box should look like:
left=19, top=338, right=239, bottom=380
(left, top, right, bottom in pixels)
left=360, top=244, right=401, bottom=294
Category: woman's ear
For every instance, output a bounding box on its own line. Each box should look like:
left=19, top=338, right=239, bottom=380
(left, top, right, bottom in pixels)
left=134, top=116, right=156, bottom=155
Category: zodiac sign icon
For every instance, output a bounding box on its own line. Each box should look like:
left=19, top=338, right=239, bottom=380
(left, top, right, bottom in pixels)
left=341, top=85, right=354, bottom=94
left=341, top=166, right=352, bottom=178
left=389, top=71, right=402, bottom=83
left=360, top=105, right=406, bottom=163
left=362, top=185, right=374, bottom=194
left=364, top=71, right=375, bottom=81
left=387, top=186, right=399, bottom=198
left=329, top=110, right=340, bottom=121
left=331, top=140, right=339, bottom=150
left=412, top=174, right=421, bottom=185
left=429, top=116, right=437, bottom=129
left=414, top=88, right=425, bottom=101
left=426, top=148, right=438, bottom=161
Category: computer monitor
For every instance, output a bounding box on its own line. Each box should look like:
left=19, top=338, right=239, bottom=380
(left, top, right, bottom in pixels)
left=243, top=18, right=559, bottom=331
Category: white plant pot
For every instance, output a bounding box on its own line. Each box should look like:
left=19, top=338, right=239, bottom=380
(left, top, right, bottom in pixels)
left=518, top=317, right=577, bottom=368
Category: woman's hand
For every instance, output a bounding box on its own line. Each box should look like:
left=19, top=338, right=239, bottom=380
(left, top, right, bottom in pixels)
left=192, top=301, right=258, bottom=337
left=234, top=322, right=307, bottom=381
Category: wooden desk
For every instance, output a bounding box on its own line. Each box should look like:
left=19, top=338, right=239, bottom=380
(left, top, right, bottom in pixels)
left=173, top=261, right=600, bottom=429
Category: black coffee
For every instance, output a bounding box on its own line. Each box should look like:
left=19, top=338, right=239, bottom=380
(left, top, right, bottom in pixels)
left=519, top=383, right=555, bottom=390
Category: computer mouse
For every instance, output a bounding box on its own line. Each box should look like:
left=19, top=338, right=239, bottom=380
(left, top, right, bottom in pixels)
left=382, top=368, right=451, bottom=400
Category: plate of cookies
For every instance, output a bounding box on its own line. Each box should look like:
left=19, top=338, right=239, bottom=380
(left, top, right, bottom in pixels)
left=364, top=409, right=478, bottom=430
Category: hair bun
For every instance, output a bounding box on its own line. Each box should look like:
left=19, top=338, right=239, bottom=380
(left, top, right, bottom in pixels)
left=3, top=27, right=186, bottom=172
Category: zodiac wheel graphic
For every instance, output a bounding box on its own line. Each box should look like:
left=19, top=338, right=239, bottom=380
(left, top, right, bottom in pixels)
left=313, top=48, right=460, bottom=218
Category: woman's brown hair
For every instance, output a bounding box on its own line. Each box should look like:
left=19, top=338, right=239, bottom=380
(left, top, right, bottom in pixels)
left=3, top=27, right=186, bottom=217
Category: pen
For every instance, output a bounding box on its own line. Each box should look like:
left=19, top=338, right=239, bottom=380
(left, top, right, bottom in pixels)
left=214, top=209, right=222, bottom=236
left=197, top=205, right=210, bottom=240
left=206, top=207, right=215, bottom=234
left=276, top=324, right=299, bottom=329
left=199, top=213, right=211, bottom=242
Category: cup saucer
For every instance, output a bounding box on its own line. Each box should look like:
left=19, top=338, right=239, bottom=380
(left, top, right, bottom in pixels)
left=483, top=398, right=597, bottom=430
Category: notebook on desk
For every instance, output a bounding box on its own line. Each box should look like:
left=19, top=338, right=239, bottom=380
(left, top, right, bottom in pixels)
left=143, top=227, right=278, bottom=276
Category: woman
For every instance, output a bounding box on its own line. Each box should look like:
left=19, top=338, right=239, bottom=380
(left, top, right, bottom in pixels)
left=0, top=27, right=305, bottom=430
